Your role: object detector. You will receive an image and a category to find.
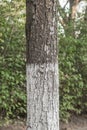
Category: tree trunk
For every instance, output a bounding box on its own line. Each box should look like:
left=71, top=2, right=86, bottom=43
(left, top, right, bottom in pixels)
left=65, top=0, right=80, bottom=37
left=26, top=0, right=59, bottom=130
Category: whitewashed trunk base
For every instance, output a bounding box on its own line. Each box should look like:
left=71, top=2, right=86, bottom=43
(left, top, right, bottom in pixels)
left=26, top=63, right=59, bottom=130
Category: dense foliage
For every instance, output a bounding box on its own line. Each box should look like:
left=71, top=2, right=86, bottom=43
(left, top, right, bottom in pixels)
left=0, top=0, right=87, bottom=122
left=59, top=15, right=87, bottom=121
left=59, top=36, right=87, bottom=121
left=0, top=0, right=26, bottom=119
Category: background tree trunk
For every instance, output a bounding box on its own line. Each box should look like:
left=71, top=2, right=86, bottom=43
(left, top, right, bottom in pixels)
left=69, top=0, right=80, bottom=19
left=26, top=0, right=59, bottom=130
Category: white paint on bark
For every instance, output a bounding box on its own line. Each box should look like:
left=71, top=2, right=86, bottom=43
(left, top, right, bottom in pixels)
left=26, top=63, right=59, bottom=130
left=50, top=26, right=55, bottom=35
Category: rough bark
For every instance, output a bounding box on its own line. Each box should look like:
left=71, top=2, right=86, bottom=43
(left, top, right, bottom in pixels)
left=26, top=63, right=59, bottom=130
left=26, top=0, right=59, bottom=130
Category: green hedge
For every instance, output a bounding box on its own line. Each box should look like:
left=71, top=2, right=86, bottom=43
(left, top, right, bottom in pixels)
left=59, top=31, right=87, bottom=121
left=0, top=0, right=26, bottom=119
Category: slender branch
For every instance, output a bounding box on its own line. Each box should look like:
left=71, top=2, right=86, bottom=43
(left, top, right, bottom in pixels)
left=57, top=0, right=68, bottom=24
left=63, top=0, right=69, bottom=9
left=58, top=17, right=66, bottom=28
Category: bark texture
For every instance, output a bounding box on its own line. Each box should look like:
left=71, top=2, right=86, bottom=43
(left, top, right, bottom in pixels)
left=26, top=0, right=59, bottom=130
left=26, top=63, right=59, bottom=130
left=26, top=0, right=58, bottom=64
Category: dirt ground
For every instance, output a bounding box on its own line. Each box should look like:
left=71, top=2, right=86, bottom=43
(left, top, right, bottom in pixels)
left=0, top=120, right=26, bottom=130
left=60, top=114, right=87, bottom=130
left=0, top=115, right=87, bottom=130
